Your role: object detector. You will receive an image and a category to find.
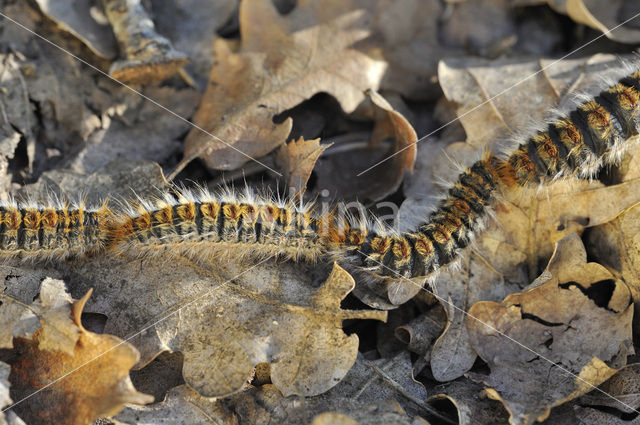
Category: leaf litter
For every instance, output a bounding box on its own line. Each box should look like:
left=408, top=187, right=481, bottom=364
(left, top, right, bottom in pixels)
left=2, top=1, right=640, bottom=424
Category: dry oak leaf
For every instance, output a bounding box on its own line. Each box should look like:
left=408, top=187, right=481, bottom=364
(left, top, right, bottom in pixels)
left=183, top=0, right=386, bottom=170
left=585, top=181, right=640, bottom=301
left=5, top=279, right=152, bottom=425
left=116, top=353, right=435, bottom=424
left=466, top=234, right=633, bottom=425
left=116, top=383, right=418, bottom=425
left=64, top=255, right=386, bottom=398
left=276, top=136, right=330, bottom=198
left=314, top=89, right=418, bottom=205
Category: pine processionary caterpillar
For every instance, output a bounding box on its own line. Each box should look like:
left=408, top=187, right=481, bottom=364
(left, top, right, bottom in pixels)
left=2, top=65, right=640, bottom=283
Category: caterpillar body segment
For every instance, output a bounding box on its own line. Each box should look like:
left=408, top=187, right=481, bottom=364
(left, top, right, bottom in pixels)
left=108, top=189, right=328, bottom=263
left=333, top=155, right=500, bottom=280
left=498, top=70, right=640, bottom=187
left=0, top=202, right=110, bottom=261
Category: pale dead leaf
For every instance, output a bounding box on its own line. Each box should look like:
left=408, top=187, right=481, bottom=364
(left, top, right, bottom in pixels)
left=553, top=0, right=640, bottom=44
left=276, top=136, right=329, bottom=198
left=394, top=306, right=446, bottom=361
left=5, top=280, right=152, bottom=425
left=116, top=353, right=435, bottom=424
left=0, top=362, right=16, bottom=425
left=116, top=383, right=417, bottom=425
left=56, top=247, right=386, bottom=398
left=153, top=0, right=239, bottom=88
left=579, top=363, right=640, bottom=415
left=183, top=0, right=386, bottom=170
left=466, top=234, right=633, bottom=425
left=438, top=54, right=630, bottom=150
left=33, top=0, right=117, bottom=59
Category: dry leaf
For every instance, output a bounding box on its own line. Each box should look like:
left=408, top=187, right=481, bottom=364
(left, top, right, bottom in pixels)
left=183, top=0, right=386, bottom=170
left=438, top=53, right=629, bottom=150
left=276, top=137, right=329, bottom=197
left=579, top=363, right=640, bottom=416
left=116, top=353, right=432, bottom=424
left=33, top=0, right=118, bottom=59
left=585, top=196, right=640, bottom=301
left=116, top=383, right=416, bottom=425
left=574, top=363, right=640, bottom=425
left=4, top=279, right=152, bottom=425
left=0, top=127, right=20, bottom=196
left=49, top=234, right=385, bottom=398
left=466, top=234, right=633, bottom=425
left=314, top=90, right=418, bottom=204
left=549, top=0, right=640, bottom=44
left=0, top=362, right=16, bottom=425
left=152, top=0, right=239, bottom=88
left=426, top=379, right=510, bottom=425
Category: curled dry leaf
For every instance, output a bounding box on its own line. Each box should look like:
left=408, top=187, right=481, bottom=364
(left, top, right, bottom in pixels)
left=466, top=234, right=633, bottom=425
left=426, top=379, right=510, bottom=425
left=314, top=89, right=417, bottom=205
left=276, top=137, right=329, bottom=198
left=33, top=0, right=118, bottom=59
left=549, top=0, right=640, bottom=44
left=5, top=279, right=152, bottom=425
left=579, top=363, right=640, bottom=416
left=183, top=0, right=386, bottom=170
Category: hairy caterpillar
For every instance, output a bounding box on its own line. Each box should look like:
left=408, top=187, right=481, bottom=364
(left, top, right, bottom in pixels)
left=334, top=64, right=640, bottom=281
left=2, top=66, right=640, bottom=283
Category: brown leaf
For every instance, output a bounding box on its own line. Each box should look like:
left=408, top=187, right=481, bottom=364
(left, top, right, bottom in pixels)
left=584, top=189, right=640, bottom=302
left=553, top=0, right=640, bottom=43
left=6, top=279, right=152, bottom=425
left=152, top=0, right=239, bottom=88
left=315, top=90, right=417, bottom=203
left=116, top=353, right=434, bottom=425
left=466, top=234, right=633, bottom=425
left=438, top=54, right=629, bottom=150
left=426, top=379, right=510, bottom=425
left=579, top=363, right=640, bottom=415
left=33, top=0, right=118, bottom=59
left=183, top=0, right=386, bottom=171
left=276, top=137, right=329, bottom=198
left=61, top=252, right=386, bottom=397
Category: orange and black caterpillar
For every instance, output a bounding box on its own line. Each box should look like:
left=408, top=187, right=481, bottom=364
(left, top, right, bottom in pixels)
left=0, top=201, right=110, bottom=260
left=2, top=66, right=640, bottom=282
left=335, top=66, right=640, bottom=281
